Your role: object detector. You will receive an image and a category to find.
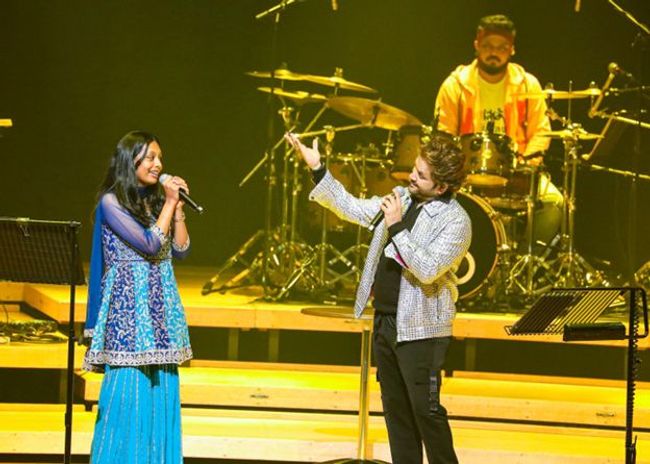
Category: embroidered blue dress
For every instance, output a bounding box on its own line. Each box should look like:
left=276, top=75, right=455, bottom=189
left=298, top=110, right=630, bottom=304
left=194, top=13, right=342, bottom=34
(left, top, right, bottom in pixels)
left=84, top=193, right=193, bottom=370
left=84, top=192, right=193, bottom=464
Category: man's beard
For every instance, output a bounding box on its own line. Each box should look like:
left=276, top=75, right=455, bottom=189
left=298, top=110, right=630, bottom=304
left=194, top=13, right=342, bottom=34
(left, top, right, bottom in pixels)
left=409, top=182, right=437, bottom=201
left=478, top=58, right=508, bottom=76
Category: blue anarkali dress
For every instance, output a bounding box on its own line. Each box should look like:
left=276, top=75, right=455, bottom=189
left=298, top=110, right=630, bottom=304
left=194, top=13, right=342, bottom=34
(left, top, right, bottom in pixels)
left=84, top=192, right=193, bottom=464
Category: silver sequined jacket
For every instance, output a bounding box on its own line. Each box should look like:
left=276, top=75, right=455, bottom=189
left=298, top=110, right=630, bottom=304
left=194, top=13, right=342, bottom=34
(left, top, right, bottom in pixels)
left=310, top=171, right=472, bottom=342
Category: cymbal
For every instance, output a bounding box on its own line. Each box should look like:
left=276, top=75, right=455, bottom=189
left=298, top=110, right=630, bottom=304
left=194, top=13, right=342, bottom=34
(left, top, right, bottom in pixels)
left=301, top=73, right=377, bottom=93
left=256, top=87, right=327, bottom=103
left=245, top=68, right=309, bottom=82
left=538, top=129, right=603, bottom=140
left=246, top=68, right=377, bottom=93
left=327, top=96, right=422, bottom=131
left=514, top=88, right=601, bottom=100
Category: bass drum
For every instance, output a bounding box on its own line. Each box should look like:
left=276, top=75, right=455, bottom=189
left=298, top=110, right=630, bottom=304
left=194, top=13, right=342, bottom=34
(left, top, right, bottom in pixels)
left=455, top=191, right=507, bottom=300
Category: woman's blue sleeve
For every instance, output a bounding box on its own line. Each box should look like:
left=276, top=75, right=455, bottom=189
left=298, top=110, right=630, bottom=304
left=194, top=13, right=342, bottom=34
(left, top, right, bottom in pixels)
left=100, top=194, right=167, bottom=255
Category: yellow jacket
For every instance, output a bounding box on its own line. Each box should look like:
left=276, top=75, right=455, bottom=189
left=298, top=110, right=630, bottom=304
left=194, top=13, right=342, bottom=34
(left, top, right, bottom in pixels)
left=434, top=60, right=551, bottom=156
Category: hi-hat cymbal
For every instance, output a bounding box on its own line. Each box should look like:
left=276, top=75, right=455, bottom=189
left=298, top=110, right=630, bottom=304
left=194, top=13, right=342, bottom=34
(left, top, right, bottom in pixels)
left=538, top=129, right=603, bottom=140
left=246, top=68, right=310, bottom=81
left=327, top=96, right=421, bottom=131
left=256, top=87, right=327, bottom=103
left=514, top=88, right=601, bottom=100
left=301, top=73, right=377, bottom=93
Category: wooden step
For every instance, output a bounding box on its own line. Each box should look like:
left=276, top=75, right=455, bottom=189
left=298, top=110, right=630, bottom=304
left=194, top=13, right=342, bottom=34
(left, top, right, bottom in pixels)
left=1, top=404, right=649, bottom=463
left=0, top=340, right=85, bottom=369
left=77, top=361, right=383, bottom=413
left=76, top=361, right=650, bottom=429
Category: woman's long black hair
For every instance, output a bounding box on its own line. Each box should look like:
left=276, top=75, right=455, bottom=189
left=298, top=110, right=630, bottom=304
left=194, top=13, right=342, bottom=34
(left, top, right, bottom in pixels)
left=98, top=130, right=165, bottom=226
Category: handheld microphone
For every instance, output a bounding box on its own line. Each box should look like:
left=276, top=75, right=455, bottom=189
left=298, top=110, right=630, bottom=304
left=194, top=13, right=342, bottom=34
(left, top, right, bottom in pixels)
left=368, top=187, right=410, bottom=232
left=159, top=174, right=205, bottom=214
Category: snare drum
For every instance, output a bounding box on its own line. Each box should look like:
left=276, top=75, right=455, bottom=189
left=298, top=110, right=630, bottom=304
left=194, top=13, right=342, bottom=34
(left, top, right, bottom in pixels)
left=474, top=166, right=536, bottom=211
left=460, top=132, right=515, bottom=187
left=455, top=191, right=507, bottom=299
left=390, top=125, right=423, bottom=181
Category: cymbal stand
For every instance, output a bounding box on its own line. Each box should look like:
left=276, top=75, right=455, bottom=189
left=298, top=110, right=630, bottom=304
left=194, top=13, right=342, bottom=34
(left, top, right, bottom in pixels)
left=317, top=128, right=363, bottom=284
left=285, top=104, right=331, bottom=261
left=271, top=124, right=367, bottom=301
left=202, top=97, right=329, bottom=296
left=506, top=165, right=554, bottom=299
left=338, top=147, right=373, bottom=279
left=549, top=124, right=604, bottom=287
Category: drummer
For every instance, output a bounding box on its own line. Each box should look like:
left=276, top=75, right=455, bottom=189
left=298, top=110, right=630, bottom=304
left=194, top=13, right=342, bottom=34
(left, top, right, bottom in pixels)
left=434, top=14, right=562, bottom=248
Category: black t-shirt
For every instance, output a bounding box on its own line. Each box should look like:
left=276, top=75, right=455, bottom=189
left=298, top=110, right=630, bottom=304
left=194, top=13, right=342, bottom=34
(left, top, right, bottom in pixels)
left=372, top=201, right=423, bottom=315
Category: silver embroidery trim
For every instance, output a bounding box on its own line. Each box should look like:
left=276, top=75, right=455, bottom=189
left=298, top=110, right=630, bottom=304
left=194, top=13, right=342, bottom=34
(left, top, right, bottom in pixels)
left=149, top=224, right=169, bottom=245
left=83, top=347, right=193, bottom=372
left=172, top=236, right=190, bottom=253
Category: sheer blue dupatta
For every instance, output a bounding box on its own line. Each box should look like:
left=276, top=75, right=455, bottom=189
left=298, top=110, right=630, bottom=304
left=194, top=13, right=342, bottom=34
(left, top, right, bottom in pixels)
left=84, top=204, right=105, bottom=340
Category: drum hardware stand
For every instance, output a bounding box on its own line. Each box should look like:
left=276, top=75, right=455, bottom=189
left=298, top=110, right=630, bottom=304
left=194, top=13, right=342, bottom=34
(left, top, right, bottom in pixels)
left=381, top=129, right=395, bottom=158
left=548, top=125, right=605, bottom=287
left=332, top=139, right=397, bottom=291
left=473, top=240, right=517, bottom=311
left=270, top=124, right=368, bottom=302
left=506, top=165, right=554, bottom=299
left=337, top=141, right=375, bottom=284
left=205, top=2, right=349, bottom=297
left=202, top=95, right=330, bottom=296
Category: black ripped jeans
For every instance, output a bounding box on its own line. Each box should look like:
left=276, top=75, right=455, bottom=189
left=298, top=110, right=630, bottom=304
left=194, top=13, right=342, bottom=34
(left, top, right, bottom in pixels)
left=373, top=313, right=458, bottom=464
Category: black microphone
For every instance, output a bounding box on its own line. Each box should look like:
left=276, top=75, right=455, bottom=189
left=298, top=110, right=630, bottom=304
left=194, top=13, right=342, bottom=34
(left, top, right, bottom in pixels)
left=368, top=187, right=410, bottom=232
left=159, top=174, right=205, bottom=214
left=608, top=62, right=635, bottom=81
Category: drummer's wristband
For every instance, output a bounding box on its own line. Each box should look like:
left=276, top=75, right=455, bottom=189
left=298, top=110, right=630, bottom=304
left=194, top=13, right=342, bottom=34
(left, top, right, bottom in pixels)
left=311, top=164, right=327, bottom=184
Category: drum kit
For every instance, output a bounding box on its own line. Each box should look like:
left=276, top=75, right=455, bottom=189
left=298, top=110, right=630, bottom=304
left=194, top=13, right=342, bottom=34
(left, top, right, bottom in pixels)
left=202, top=64, right=649, bottom=309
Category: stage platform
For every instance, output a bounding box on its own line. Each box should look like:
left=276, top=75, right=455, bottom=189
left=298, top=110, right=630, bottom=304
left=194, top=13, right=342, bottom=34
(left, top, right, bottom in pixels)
left=3, top=266, right=647, bottom=348
left=1, top=266, right=649, bottom=463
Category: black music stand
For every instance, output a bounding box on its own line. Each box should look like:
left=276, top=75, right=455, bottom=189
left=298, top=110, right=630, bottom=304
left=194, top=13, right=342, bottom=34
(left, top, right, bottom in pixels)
left=0, top=217, right=84, bottom=464
left=506, top=287, right=649, bottom=464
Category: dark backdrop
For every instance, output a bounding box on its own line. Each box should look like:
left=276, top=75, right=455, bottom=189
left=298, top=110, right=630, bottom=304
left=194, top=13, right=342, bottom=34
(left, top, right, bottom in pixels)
left=0, top=0, right=648, bottom=279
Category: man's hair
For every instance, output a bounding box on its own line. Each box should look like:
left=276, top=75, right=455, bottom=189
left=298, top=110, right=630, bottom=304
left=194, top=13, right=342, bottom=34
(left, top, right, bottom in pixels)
left=477, top=14, right=516, bottom=39
left=420, top=135, right=466, bottom=194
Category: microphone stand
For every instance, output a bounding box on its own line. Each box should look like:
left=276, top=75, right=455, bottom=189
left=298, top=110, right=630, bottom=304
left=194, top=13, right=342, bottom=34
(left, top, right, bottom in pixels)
left=255, top=0, right=300, bottom=21
left=591, top=110, right=650, bottom=130
left=600, top=3, right=648, bottom=463
left=606, top=0, right=650, bottom=37
left=202, top=0, right=305, bottom=296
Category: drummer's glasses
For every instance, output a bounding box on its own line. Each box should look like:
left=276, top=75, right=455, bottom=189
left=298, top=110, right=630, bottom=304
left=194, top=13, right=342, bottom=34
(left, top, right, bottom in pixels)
left=479, top=43, right=512, bottom=54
